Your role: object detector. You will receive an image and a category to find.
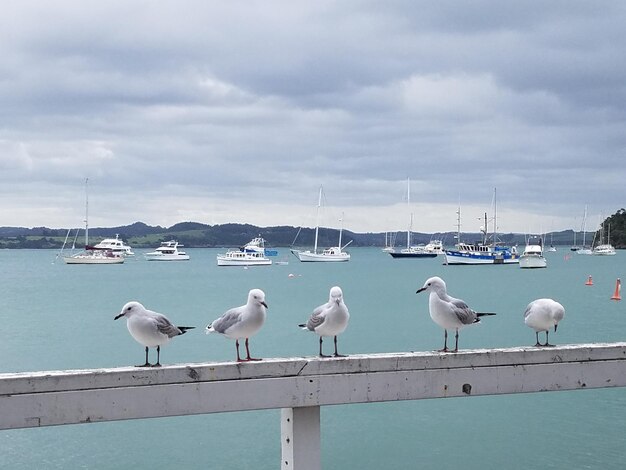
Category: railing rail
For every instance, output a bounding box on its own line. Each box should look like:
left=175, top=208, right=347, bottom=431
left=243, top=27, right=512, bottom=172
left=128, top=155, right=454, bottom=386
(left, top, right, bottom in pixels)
left=2, top=342, right=626, bottom=469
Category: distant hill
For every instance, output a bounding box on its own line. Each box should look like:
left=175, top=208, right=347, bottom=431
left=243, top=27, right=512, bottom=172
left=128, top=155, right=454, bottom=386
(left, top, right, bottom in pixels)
left=0, top=220, right=612, bottom=249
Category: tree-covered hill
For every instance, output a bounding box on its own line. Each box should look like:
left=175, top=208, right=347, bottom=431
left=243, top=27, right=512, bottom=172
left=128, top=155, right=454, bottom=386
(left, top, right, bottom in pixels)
left=0, top=221, right=608, bottom=249
left=594, top=209, right=626, bottom=248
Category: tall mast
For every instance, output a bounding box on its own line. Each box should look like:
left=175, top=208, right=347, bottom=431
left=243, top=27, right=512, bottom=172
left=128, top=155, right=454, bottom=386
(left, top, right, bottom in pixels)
left=493, top=187, right=497, bottom=245
left=338, top=212, right=344, bottom=249
left=84, top=178, right=89, bottom=247
left=582, top=205, right=588, bottom=247
left=314, top=185, right=322, bottom=253
left=407, top=177, right=412, bottom=249
left=455, top=195, right=461, bottom=247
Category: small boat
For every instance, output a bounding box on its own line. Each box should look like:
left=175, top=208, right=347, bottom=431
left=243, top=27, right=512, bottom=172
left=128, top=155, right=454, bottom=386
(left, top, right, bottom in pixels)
left=593, top=244, right=616, bottom=255
left=64, top=248, right=125, bottom=264
left=593, top=221, right=616, bottom=256
left=62, top=179, right=124, bottom=265
left=93, top=234, right=134, bottom=256
left=424, top=239, right=444, bottom=254
left=291, top=186, right=351, bottom=262
left=145, top=240, right=190, bottom=261
left=519, top=236, right=547, bottom=269
left=217, top=237, right=272, bottom=266
left=389, top=245, right=437, bottom=258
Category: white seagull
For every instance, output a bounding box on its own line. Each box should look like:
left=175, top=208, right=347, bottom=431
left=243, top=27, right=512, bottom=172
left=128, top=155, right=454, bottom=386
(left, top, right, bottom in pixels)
left=114, top=301, right=195, bottom=367
left=524, top=298, right=565, bottom=347
left=206, top=288, right=268, bottom=362
left=416, top=276, right=495, bottom=352
left=299, top=286, right=350, bottom=357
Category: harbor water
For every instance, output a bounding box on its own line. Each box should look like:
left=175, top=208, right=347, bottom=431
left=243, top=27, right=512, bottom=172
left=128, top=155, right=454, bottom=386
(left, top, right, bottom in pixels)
left=0, top=248, right=625, bottom=469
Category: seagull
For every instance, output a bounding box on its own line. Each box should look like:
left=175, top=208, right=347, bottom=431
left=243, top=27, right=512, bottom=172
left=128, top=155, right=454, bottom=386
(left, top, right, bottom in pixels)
left=206, top=288, right=268, bottom=362
left=524, top=298, right=565, bottom=347
left=114, top=301, right=195, bottom=367
left=416, top=276, right=495, bottom=352
left=299, top=286, right=350, bottom=357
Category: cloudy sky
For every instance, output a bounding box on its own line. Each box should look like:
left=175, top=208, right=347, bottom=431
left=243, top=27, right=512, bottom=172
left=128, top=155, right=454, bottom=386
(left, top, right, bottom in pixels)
left=1, top=1, right=624, bottom=234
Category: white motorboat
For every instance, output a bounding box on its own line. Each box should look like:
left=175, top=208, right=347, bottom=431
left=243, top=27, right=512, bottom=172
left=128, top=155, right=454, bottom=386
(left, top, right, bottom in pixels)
left=145, top=240, right=190, bottom=261
left=93, top=234, right=134, bottom=256
left=62, top=179, right=124, bottom=265
left=217, top=237, right=272, bottom=266
left=423, top=239, right=444, bottom=254
left=519, top=236, right=547, bottom=269
left=291, top=186, right=351, bottom=262
left=217, top=250, right=272, bottom=266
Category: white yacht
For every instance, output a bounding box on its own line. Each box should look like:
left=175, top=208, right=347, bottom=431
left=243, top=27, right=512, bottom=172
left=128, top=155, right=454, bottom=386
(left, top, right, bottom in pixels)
left=64, top=249, right=125, bottom=264
left=593, top=221, right=616, bottom=256
left=593, top=244, right=616, bottom=256
left=217, top=237, right=272, bottom=266
left=145, top=240, right=190, bottom=261
left=519, top=236, right=547, bottom=269
left=93, top=234, right=134, bottom=256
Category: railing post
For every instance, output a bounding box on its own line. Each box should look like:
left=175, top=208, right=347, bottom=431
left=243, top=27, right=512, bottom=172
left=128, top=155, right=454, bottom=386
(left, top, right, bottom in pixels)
left=281, top=406, right=321, bottom=470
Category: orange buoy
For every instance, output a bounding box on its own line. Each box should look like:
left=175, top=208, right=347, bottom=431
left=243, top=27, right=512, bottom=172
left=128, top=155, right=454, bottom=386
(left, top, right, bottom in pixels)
left=611, top=278, right=621, bottom=301
left=585, top=275, right=593, bottom=286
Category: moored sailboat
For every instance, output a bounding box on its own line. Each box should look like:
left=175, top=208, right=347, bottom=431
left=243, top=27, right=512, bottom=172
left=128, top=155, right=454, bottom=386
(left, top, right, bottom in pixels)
left=291, top=186, right=351, bottom=262
left=62, top=179, right=124, bottom=265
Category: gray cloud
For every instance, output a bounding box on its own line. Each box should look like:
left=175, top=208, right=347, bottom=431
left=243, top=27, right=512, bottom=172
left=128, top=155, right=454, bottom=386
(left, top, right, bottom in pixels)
left=0, top=1, right=624, bottom=232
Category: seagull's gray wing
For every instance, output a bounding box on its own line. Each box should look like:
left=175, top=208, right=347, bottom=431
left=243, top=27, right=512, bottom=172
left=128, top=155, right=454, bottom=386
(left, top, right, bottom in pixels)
left=210, top=308, right=243, bottom=334
left=449, top=298, right=478, bottom=325
left=302, top=302, right=330, bottom=331
left=154, top=313, right=183, bottom=338
left=306, top=311, right=326, bottom=331
left=523, top=304, right=533, bottom=319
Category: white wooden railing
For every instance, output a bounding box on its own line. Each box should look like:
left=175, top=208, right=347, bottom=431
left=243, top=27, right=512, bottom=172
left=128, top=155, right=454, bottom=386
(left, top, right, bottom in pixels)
left=2, top=343, right=626, bottom=469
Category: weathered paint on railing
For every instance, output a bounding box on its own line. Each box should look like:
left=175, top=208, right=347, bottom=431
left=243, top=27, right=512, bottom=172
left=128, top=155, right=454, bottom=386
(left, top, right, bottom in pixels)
left=2, top=343, right=626, bottom=469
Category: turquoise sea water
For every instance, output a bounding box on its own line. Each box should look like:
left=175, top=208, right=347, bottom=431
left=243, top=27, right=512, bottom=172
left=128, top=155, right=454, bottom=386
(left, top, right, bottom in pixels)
left=0, top=248, right=625, bottom=469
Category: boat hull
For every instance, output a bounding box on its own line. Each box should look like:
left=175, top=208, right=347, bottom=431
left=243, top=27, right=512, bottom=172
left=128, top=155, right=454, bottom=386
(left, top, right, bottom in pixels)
left=145, top=254, right=190, bottom=261
left=444, top=250, right=519, bottom=265
left=389, top=251, right=437, bottom=258
left=216, top=257, right=272, bottom=266
left=63, top=254, right=124, bottom=265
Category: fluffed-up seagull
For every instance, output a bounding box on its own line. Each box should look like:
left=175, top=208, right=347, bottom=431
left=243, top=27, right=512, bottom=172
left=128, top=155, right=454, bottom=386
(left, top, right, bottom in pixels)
left=299, top=286, right=350, bottom=357
left=416, top=276, right=495, bottom=352
left=206, top=288, right=268, bottom=362
left=114, top=301, right=195, bottom=367
left=524, top=298, right=565, bottom=347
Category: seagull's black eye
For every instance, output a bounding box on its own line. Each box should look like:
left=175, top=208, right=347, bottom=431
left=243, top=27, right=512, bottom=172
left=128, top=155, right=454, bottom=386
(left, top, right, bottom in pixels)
left=127, top=306, right=132, bottom=311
